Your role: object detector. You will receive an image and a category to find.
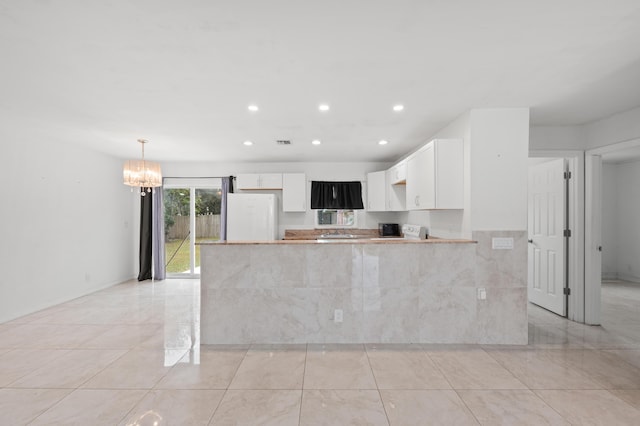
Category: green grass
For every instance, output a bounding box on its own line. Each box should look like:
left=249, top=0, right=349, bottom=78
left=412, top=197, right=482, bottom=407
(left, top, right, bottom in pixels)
left=165, top=237, right=218, bottom=273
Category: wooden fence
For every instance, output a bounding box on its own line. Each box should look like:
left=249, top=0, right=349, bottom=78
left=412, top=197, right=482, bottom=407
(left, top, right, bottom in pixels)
left=167, top=214, right=220, bottom=240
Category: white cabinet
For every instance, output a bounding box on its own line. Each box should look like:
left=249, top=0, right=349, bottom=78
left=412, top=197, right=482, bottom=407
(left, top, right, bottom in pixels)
left=388, top=160, right=407, bottom=184
left=367, top=170, right=387, bottom=211
left=282, top=173, right=306, bottom=212
left=236, top=173, right=283, bottom=190
left=406, top=139, right=463, bottom=210
left=407, top=144, right=435, bottom=209
left=386, top=168, right=406, bottom=211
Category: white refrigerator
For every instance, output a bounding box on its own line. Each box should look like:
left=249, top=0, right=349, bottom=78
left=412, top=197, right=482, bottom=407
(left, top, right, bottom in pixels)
left=226, top=193, right=278, bottom=241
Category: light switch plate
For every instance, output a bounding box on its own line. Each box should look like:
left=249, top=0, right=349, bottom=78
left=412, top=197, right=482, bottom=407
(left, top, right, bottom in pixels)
left=492, top=237, right=514, bottom=250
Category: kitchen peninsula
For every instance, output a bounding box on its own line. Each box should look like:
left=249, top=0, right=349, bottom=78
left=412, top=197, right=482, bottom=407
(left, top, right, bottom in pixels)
left=199, top=231, right=528, bottom=345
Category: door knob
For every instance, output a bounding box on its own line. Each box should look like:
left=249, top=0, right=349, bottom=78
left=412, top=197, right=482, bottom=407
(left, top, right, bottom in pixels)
left=528, top=239, right=533, bottom=244
left=598, top=246, right=603, bottom=252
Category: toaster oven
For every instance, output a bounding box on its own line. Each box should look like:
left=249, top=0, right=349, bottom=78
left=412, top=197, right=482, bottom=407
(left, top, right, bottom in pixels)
left=378, top=223, right=401, bottom=237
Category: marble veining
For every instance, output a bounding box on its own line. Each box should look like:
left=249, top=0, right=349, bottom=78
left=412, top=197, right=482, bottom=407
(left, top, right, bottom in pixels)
left=1, top=279, right=639, bottom=424
left=201, top=231, right=528, bottom=344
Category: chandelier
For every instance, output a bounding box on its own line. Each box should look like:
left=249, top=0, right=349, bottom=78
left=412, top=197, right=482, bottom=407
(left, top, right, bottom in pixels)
left=123, top=139, right=162, bottom=196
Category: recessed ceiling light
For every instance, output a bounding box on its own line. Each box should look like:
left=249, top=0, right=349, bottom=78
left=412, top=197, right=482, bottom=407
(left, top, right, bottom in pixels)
left=393, top=104, right=404, bottom=111
left=318, top=104, right=330, bottom=112
left=378, top=140, right=389, bottom=145
left=312, top=139, right=321, bottom=145
left=248, top=104, right=259, bottom=112
left=243, top=140, right=253, bottom=146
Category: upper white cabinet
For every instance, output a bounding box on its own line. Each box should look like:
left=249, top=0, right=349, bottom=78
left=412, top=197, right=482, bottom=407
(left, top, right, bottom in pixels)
left=367, top=170, right=387, bottom=211
left=236, top=173, right=283, bottom=190
left=406, top=139, right=463, bottom=210
left=407, top=144, right=435, bottom=209
left=282, top=173, right=306, bottom=212
left=388, top=160, right=407, bottom=185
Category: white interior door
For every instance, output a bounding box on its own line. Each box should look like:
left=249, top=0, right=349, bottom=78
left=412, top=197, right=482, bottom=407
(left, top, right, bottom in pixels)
left=528, top=158, right=567, bottom=316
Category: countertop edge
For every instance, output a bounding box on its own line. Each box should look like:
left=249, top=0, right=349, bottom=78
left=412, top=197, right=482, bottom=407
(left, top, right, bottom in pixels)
left=197, top=238, right=477, bottom=245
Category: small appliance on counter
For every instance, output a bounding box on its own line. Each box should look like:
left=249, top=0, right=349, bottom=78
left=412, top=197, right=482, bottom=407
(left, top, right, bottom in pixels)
left=402, top=224, right=428, bottom=240
left=378, top=223, right=400, bottom=237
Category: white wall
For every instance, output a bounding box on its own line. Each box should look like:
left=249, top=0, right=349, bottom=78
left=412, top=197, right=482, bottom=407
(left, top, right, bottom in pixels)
left=530, top=107, right=640, bottom=154
left=398, top=108, right=530, bottom=239
left=529, top=126, right=584, bottom=151
left=419, top=111, right=471, bottom=239
left=469, top=108, right=530, bottom=231
left=584, top=106, right=640, bottom=150
left=601, top=161, right=640, bottom=282
left=161, top=161, right=398, bottom=237
left=0, top=135, right=136, bottom=322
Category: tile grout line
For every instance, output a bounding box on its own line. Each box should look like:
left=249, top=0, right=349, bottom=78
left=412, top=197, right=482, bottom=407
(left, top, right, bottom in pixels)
left=363, top=344, right=391, bottom=426
left=298, top=343, right=308, bottom=426
left=20, top=388, right=73, bottom=426
left=206, top=343, right=252, bottom=424
left=422, top=346, right=456, bottom=391
left=471, top=347, right=577, bottom=424
left=424, top=348, right=482, bottom=425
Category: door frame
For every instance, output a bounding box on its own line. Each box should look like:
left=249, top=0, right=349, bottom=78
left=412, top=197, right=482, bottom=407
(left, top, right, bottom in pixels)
left=584, top=154, right=601, bottom=325
left=529, top=150, right=585, bottom=322
left=584, top=137, right=640, bottom=325
left=163, top=177, right=223, bottom=278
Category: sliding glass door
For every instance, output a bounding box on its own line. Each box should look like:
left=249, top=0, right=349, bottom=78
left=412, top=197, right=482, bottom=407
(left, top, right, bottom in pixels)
left=163, top=179, right=222, bottom=277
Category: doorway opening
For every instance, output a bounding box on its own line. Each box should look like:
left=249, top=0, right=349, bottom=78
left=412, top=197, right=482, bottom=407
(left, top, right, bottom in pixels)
left=163, top=178, right=222, bottom=277
left=585, top=137, right=640, bottom=325
left=527, top=158, right=568, bottom=317
left=528, top=151, right=584, bottom=322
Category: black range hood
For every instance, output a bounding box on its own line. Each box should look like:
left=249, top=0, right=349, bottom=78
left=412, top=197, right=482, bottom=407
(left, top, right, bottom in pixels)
left=310, top=181, right=365, bottom=210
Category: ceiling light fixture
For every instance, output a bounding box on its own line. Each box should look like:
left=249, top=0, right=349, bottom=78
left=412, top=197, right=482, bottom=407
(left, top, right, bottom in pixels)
left=393, top=104, right=404, bottom=111
left=318, top=104, right=330, bottom=112
left=378, top=140, right=389, bottom=145
left=312, top=139, right=321, bottom=145
left=243, top=140, right=253, bottom=146
left=123, top=139, right=162, bottom=196
left=248, top=104, right=259, bottom=112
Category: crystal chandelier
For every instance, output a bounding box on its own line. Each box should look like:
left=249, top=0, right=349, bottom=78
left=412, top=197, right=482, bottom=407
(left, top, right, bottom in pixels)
left=123, top=139, right=162, bottom=196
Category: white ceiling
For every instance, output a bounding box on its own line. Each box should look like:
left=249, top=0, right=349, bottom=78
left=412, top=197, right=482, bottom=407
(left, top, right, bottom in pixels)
left=2, top=0, right=640, bottom=163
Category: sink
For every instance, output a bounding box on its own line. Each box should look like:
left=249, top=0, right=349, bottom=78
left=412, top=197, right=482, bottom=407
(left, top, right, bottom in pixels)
left=317, top=233, right=358, bottom=239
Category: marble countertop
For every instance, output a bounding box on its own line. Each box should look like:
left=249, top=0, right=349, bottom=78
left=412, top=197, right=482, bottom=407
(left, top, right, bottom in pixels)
left=198, top=237, right=476, bottom=245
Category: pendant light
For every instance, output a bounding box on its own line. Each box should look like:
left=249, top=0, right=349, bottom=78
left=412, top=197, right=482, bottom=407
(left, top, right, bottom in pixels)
left=123, top=139, right=162, bottom=196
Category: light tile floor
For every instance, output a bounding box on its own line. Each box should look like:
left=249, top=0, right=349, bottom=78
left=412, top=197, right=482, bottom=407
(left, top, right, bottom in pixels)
left=0, top=279, right=639, bottom=425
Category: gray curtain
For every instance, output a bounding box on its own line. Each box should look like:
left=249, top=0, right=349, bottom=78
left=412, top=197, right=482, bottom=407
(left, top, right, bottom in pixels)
left=220, top=176, right=233, bottom=241
left=152, top=186, right=166, bottom=280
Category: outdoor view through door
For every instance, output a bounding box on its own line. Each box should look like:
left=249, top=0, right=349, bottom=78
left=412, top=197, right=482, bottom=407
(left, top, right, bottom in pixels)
left=163, top=179, right=222, bottom=276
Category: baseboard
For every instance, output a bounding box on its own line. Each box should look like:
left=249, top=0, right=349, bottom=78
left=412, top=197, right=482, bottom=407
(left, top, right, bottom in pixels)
left=616, top=273, right=640, bottom=284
